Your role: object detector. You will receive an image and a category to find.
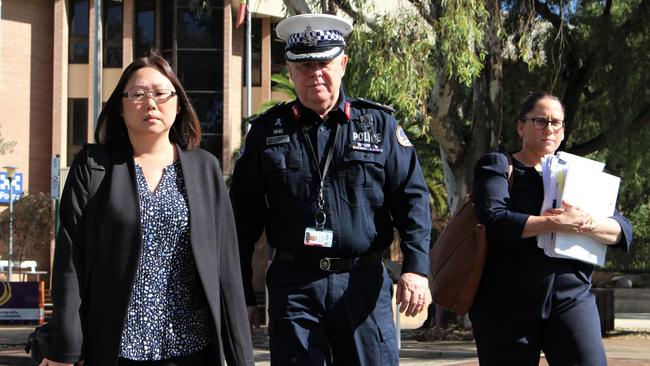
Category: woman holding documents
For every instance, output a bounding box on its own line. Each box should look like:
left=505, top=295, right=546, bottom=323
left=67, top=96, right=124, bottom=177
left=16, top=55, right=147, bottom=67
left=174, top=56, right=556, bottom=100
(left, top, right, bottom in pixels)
left=470, top=92, right=633, bottom=365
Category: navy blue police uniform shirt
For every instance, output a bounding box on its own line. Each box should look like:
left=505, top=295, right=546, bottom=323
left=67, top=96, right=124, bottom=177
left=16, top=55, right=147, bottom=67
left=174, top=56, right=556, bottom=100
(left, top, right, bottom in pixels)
left=230, top=92, right=432, bottom=305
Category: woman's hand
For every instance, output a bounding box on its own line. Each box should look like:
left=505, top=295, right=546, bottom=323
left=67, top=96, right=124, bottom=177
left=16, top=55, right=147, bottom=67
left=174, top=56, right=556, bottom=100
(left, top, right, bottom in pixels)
left=540, top=201, right=623, bottom=244
left=39, top=359, right=75, bottom=366
left=543, top=200, right=592, bottom=234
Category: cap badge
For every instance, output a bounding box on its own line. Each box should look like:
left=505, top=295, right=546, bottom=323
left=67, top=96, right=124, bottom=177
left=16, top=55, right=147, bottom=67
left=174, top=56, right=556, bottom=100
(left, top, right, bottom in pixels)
left=303, top=27, right=318, bottom=47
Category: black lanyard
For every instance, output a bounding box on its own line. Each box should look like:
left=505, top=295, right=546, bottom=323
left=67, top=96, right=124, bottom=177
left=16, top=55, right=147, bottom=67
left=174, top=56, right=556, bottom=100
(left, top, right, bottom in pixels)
left=301, top=122, right=340, bottom=228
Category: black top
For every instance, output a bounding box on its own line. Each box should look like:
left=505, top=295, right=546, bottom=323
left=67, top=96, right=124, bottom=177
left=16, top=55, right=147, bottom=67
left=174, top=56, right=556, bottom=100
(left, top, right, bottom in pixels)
left=230, top=92, right=432, bottom=305
left=473, top=152, right=632, bottom=253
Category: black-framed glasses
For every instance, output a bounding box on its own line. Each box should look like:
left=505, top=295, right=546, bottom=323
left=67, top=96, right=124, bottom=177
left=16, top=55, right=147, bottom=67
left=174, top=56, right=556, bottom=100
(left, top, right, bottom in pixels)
left=122, top=88, right=177, bottom=104
left=524, top=117, right=565, bottom=131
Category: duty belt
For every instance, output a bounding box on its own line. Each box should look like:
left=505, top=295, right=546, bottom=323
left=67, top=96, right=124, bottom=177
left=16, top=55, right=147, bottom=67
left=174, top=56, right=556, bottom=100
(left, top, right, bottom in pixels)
left=274, top=251, right=382, bottom=273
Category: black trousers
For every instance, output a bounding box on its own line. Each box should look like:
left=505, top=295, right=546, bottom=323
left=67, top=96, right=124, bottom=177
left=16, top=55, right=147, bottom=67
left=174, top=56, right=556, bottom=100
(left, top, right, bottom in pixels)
left=470, top=267, right=606, bottom=366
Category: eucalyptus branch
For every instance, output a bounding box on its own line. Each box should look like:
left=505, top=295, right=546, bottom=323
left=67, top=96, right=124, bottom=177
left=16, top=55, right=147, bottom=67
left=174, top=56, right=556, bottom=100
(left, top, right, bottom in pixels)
left=332, top=0, right=377, bottom=29
left=405, top=0, right=437, bottom=25
left=282, top=0, right=313, bottom=15
left=534, top=0, right=562, bottom=28
left=568, top=103, right=650, bottom=156
left=613, top=0, right=650, bottom=41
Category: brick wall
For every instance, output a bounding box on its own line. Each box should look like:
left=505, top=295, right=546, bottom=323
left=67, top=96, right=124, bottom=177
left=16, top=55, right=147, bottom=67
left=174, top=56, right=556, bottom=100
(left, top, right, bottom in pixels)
left=0, top=1, right=55, bottom=281
left=0, top=0, right=54, bottom=196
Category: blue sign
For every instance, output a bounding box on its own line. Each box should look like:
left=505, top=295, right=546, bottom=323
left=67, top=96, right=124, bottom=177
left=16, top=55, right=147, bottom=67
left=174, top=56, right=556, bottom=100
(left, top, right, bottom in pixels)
left=0, top=172, right=23, bottom=203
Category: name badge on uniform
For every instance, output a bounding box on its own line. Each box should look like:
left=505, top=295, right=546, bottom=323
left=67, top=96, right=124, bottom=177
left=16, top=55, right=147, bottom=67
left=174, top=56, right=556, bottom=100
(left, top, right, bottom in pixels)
left=304, top=227, right=334, bottom=248
left=351, top=142, right=383, bottom=153
left=266, top=135, right=290, bottom=146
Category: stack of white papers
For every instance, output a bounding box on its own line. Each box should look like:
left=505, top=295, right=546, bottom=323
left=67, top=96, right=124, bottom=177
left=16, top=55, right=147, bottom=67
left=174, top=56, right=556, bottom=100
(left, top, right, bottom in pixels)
left=537, top=152, right=620, bottom=266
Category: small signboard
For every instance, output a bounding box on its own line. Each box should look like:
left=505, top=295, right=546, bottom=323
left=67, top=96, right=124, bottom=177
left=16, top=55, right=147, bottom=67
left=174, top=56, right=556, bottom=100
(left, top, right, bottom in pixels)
left=0, top=282, right=44, bottom=324
left=51, top=155, right=61, bottom=199
left=0, top=172, right=23, bottom=203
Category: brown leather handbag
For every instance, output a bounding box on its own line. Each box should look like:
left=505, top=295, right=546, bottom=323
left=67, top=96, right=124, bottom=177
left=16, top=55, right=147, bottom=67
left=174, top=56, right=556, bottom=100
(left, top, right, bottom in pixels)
left=429, top=157, right=512, bottom=314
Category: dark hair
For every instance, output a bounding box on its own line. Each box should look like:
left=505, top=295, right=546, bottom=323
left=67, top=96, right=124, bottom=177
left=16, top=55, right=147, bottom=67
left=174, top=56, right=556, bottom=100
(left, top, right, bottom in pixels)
left=516, top=92, right=564, bottom=122
left=94, top=50, right=201, bottom=149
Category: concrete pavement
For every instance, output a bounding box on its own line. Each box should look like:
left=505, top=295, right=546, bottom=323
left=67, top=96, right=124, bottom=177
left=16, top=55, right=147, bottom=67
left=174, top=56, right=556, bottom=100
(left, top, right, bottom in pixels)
left=1, top=313, right=648, bottom=365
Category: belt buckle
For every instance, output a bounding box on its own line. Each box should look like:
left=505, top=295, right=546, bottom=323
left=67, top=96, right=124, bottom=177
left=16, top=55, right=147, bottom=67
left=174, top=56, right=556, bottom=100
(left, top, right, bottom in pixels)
left=319, top=258, right=332, bottom=271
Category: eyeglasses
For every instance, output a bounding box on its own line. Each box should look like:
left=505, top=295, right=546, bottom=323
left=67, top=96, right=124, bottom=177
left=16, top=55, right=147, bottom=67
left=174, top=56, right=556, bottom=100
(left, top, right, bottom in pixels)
left=122, top=88, right=177, bottom=104
left=524, top=117, right=565, bottom=131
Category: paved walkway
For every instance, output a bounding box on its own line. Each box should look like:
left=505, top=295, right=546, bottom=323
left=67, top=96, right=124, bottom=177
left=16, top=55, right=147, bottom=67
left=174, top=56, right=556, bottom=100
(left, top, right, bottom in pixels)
left=1, top=313, right=649, bottom=365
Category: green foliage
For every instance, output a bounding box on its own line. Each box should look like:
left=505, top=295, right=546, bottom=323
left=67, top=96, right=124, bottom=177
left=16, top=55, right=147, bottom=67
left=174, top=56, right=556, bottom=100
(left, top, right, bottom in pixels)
left=605, top=204, right=650, bottom=271
left=255, top=71, right=295, bottom=116
left=270, top=72, right=296, bottom=100
left=345, top=11, right=437, bottom=130
left=0, top=192, right=53, bottom=263
left=435, top=0, right=490, bottom=86
left=500, top=0, right=650, bottom=214
left=344, top=11, right=447, bottom=216
left=498, top=0, right=650, bottom=270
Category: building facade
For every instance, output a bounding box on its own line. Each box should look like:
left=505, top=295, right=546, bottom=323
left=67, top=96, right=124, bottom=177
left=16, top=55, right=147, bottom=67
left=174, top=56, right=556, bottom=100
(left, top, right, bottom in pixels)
left=0, top=0, right=290, bottom=280
left=1, top=0, right=287, bottom=194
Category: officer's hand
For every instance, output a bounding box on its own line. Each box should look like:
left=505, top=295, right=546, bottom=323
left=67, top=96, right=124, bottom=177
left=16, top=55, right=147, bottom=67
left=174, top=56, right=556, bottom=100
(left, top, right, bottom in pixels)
left=396, top=272, right=431, bottom=317
left=39, top=359, right=74, bottom=366
left=247, top=305, right=260, bottom=329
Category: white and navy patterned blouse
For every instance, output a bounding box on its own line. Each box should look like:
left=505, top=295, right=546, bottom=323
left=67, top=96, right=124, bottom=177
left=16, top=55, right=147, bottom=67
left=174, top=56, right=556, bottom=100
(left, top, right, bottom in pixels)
left=119, top=160, right=211, bottom=360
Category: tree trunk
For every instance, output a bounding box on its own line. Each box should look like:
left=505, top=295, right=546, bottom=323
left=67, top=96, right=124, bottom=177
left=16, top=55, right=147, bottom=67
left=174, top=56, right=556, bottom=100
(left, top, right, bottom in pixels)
left=440, top=0, right=503, bottom=214
left=282, top=0, right=312, bottom=15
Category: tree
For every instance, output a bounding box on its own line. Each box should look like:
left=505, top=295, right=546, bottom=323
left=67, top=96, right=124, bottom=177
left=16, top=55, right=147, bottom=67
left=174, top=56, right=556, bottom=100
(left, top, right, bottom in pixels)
left=0, top=193, right=54, bottom=270
left=281, top=0, right=650, bottom=218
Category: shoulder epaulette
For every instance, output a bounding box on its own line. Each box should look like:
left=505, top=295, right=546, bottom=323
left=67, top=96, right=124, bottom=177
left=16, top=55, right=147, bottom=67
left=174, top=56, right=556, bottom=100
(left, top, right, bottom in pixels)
left=249, top=102, right=288, bottom=124
left=351, top=98, right=396, bottom=114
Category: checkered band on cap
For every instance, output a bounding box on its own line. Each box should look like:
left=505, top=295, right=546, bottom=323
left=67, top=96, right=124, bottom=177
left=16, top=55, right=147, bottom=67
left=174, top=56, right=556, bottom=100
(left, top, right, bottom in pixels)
left=286, top=30, right=346, bottom=48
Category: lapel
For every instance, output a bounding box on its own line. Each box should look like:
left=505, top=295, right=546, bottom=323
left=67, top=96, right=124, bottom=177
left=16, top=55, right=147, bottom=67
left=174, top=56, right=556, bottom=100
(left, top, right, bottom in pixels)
left=99, top=144, right=142, bottom=282
left=177, top=146, right=205, bottom=255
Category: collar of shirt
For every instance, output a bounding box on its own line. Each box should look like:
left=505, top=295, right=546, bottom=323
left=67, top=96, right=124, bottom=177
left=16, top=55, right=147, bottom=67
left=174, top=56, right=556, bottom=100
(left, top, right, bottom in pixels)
left=292, top=89, right=351, bottom=125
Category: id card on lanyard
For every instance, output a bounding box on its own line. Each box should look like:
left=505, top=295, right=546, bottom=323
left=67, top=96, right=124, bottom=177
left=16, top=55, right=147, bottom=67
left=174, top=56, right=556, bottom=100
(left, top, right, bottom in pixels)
left=302, top=122, right=339, bottom=248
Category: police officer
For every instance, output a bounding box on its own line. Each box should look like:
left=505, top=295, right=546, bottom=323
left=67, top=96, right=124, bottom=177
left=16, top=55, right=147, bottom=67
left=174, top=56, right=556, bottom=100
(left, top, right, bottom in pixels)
left=230, top=14, right=432, bottom=366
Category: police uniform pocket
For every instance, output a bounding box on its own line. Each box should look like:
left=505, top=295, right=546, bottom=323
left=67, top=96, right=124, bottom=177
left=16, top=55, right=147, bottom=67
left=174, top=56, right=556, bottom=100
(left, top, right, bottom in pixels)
left=377, top=319, right=399, bottom=364
left=337, top=150, right=384, bottom=207
left=261, top=148, right=302, bottom=197
left=261, top=149, right=301, bottom=175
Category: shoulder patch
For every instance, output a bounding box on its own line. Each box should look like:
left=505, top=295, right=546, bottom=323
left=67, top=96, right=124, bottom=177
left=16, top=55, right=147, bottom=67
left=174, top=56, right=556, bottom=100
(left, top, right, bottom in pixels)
left=351, top=98, right=396, bottom=114
left=395, top=125, right=413, bottom=147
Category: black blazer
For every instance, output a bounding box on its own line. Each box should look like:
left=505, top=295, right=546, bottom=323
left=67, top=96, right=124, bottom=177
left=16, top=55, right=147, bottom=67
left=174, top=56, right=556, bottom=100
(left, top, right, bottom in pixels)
left=47, top=144, right=254, bottom=366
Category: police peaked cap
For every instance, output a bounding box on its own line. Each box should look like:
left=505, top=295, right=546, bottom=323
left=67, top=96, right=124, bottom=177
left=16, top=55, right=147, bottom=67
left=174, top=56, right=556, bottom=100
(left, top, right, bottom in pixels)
left=276, top=14, right=353, bottom=62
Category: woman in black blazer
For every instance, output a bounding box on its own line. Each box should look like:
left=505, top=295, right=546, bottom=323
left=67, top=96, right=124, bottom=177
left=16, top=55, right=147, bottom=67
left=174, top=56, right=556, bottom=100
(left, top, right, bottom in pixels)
left=41, top=53, right=254, bottom=366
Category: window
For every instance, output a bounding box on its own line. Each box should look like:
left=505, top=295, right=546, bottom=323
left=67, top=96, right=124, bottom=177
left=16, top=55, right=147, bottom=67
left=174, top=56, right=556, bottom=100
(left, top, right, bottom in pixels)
left=103, top=0, right=123, bottom=67
left=67, top=99, right=88, bottom=165
left=134, top=0, right=156, bottom=58
left=160, top=0, right=225, bottom=161
left=271, top=22, right=287, bottom=75
left=69, top=0, right=89, bottom=63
